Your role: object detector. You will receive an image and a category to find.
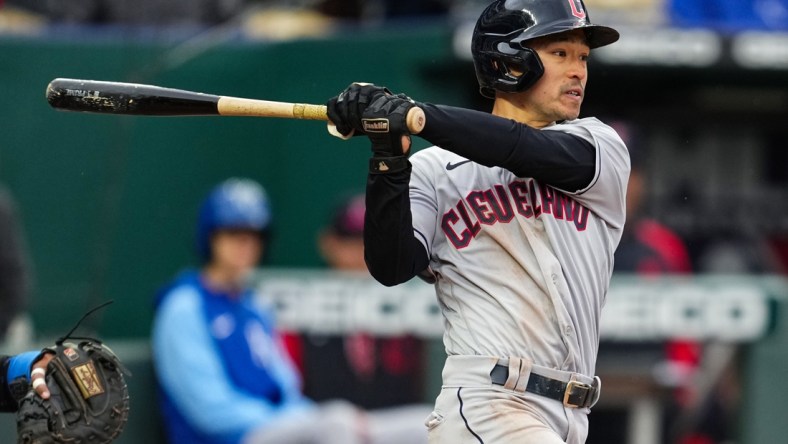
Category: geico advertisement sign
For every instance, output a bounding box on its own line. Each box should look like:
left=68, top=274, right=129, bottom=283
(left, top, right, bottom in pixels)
left=256, top=271, right=776, bottom=342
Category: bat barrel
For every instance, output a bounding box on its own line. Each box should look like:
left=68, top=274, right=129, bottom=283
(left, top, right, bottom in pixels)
left=46, top=78, right=221, bottom=116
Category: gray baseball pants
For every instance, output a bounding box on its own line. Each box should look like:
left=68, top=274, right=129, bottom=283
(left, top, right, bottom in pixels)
left=425, top=355, right=598, bottom=444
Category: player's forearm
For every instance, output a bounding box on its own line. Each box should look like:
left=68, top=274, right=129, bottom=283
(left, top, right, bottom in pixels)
left=0, top=353, right=35, bottom=412
left=419, top=103, right=595, bottom=190
left=364, top=169, right=429, bottom=286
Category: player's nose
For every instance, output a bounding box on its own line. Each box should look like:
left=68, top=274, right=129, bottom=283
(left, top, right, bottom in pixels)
left=566, top=58, right=587, bottom=81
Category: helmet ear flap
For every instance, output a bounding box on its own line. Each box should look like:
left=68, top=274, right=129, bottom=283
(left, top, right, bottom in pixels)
left=479, top=47, right=545, bottom=99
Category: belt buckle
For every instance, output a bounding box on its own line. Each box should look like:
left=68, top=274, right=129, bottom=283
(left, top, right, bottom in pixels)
left=563, top=380, right=593, bottom=408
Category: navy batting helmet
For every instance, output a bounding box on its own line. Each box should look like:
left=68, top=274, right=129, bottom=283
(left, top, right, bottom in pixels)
left=196, top=178, right=272, bottom=260
left=472, top=0, right=620, bottom=98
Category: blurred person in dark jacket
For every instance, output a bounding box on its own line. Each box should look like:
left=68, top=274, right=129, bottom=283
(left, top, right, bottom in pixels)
left=0, top=185, right=32, bottom=343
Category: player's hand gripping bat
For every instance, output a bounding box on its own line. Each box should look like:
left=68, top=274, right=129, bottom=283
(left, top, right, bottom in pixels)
left=45, top=78, right=426, bottom=139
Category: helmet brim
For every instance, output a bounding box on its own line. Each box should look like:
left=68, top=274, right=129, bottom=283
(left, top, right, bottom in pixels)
left=584, top=25, right=620, bottom=49
left=515, top=22, right=620, bottom=50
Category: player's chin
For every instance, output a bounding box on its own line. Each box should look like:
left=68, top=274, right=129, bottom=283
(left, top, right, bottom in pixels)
left=558, top=109, right=581, bottom=121
left=558, top=98, right=582, bottom=120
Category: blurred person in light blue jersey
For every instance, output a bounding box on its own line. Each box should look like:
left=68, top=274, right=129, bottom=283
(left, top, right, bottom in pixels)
left=152, top=177, right=430, bottom=444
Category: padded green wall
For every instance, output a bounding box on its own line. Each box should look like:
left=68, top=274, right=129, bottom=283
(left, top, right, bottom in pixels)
left=0, top=26, right=462, bottom=339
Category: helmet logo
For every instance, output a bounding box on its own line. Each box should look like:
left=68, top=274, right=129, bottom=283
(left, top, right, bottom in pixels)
left=568, top=0, right=586, bottom=19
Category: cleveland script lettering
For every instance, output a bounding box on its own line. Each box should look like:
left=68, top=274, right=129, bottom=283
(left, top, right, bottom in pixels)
left=442, top=179, right=590, bottom=249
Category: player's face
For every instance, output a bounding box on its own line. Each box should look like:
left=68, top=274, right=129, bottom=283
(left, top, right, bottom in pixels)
left=523, top=30, right=590, bottom=124
left=319, top=233, right=366, bottom=271
left=210, top=229, right=262, bottom=277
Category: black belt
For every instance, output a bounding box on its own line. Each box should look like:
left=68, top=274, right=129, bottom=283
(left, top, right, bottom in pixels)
left=489, top=364, right=597, bottom=408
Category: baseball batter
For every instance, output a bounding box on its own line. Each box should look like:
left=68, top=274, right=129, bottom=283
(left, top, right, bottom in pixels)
left=326, top=1, right=628, bottom=443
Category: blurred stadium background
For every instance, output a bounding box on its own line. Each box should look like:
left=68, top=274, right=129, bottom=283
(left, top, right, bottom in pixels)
left=0, top=0, right=786, bottom=443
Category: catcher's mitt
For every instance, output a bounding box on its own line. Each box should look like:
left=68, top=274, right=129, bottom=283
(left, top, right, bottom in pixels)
left=16, top=339, right=131, bottom=444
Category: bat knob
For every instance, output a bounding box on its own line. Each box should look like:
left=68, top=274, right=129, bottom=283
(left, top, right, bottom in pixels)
left=406, top=107, right=425, bottom=135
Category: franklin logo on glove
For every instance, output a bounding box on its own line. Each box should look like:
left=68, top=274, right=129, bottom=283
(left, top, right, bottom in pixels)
left=362, top=118, right=389, bottom=133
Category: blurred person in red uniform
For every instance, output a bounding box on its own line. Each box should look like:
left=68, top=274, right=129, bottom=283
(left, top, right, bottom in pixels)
left=609, top=123, right=735, bottom=444
left=613, top=129, right=691, bottom=276
left=291, top=193, right=427, bottom=409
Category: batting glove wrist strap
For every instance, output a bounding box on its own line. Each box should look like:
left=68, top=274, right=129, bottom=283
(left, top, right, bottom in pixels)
left=369, top=156, right=409, bottom=174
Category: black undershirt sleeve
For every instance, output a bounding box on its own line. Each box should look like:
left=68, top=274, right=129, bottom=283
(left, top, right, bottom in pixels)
left=364, top=103, right=597, bottom=286
left=364, top=168, right=429, bottom=286
left=419, top=103, right=596, bottom=192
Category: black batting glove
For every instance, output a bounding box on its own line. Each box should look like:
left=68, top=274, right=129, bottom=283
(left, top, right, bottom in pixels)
left=326, top=83, right=391, bottom=137
left=362, top=93, right=416, bottom=174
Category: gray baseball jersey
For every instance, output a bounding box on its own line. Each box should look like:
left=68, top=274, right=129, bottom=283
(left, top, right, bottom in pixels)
left=409, top=117, right=629, bottom=378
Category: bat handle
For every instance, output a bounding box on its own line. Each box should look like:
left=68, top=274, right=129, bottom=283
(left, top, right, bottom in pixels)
left=327, top=106, right=426, bottom=140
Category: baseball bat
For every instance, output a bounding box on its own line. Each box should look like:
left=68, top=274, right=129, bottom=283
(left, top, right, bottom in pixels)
left=45, top=78, right=426, bottom=136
